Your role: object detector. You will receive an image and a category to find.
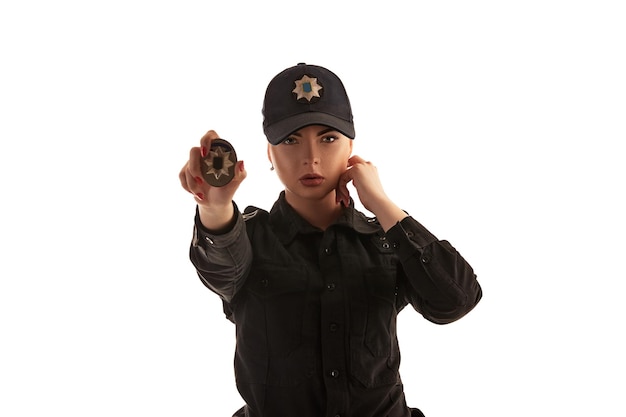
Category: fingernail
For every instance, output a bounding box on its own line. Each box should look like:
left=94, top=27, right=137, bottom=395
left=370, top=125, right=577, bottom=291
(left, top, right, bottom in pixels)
left=196, top=193, right=204, bottom=200
left=239, top=160, right=245, bottom=172
left=201, top=146, right=207, bottom=157
left=195, top=176, right=203, bottom=185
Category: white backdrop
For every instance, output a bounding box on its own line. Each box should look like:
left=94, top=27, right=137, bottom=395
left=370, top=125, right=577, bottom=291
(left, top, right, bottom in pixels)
left=1, top=1, right=624, bottom=416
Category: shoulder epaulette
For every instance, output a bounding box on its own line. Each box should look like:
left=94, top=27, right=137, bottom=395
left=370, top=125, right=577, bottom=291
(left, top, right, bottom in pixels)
left=243, top=206, right=267, bottom=222
left=243, top=210, right=259, bottom=221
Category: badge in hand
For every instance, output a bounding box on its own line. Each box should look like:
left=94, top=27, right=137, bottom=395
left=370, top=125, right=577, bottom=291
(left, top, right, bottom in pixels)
left=201, top=139, right=238, bottom=187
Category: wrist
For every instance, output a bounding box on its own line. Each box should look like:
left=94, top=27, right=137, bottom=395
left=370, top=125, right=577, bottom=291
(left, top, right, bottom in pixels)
left=198, top=201, right=235, bottom=231
left=370, top=199, right=407, bottom=232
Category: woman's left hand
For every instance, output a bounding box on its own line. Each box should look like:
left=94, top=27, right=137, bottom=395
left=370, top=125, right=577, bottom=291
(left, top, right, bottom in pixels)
left=336, top=155, right=408, bottom=231
left=336, top=155, right=388, bottom=212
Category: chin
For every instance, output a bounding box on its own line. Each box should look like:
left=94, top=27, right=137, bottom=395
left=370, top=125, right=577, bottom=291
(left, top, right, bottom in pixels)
left=289, top=185, right=335, bottom=202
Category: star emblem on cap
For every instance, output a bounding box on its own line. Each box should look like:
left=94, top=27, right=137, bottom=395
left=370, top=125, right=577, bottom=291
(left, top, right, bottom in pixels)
left=204, top=146, right=234, bottom=180
left=293, top=75, right=323, bottom=101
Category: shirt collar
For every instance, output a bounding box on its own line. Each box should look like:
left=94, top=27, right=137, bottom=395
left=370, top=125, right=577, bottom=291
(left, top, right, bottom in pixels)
left=269, top=192, right=381, bottom=244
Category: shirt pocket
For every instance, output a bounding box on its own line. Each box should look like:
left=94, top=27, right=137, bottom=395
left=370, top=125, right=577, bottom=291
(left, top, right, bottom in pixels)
left=239, top=263, right=316, bottom=387
left=350, top=266, right=401, bottom=388
left=245, top=263, right=309, bottom=357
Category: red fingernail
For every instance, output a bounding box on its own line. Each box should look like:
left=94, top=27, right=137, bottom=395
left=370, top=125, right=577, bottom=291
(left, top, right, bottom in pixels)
left=201, top=146, right=207, bottom=157
left=196, top=193, right=204, bottom=200
left=239, top=161, right=245, bottom=172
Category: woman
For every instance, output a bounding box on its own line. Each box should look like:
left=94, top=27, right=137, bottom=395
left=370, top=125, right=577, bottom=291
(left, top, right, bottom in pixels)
left=179, top=63, right=482, bottom=417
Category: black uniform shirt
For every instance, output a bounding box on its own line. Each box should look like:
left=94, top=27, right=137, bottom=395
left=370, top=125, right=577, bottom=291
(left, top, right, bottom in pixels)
left=190, top=192, right=482, bottom=417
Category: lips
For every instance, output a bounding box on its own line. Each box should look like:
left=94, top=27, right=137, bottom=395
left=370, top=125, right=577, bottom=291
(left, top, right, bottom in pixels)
left=299, top=173, right=324, bottom=187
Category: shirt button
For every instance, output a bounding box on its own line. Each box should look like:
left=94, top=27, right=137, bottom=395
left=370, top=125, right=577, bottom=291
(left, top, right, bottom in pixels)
left=421, top=256, right=430, bottom=264
left=326, top=283, right=336, bottom=291
left=329, top=323, right=338, bottom=332
left=324, top=247, right=332, bottom=255
left=329, top=369, right=340, bottom=378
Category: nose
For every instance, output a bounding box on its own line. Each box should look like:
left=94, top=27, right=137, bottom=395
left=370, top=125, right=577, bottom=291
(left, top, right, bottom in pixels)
left=302, top=142, right=320, bottom=166
left=303, top=157, right=320, bottom=166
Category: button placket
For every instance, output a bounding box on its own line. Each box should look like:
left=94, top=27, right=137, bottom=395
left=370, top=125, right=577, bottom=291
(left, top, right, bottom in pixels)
left=319, top=228, right=348, bottom=410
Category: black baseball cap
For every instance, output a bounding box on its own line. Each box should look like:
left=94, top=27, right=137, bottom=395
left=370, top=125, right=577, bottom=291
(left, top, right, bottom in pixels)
left=262, top=63, right=356, bottom=145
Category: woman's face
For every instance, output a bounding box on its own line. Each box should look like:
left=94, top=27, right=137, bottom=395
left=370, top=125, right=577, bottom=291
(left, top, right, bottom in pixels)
left=268, top=124, right=353, bottom=204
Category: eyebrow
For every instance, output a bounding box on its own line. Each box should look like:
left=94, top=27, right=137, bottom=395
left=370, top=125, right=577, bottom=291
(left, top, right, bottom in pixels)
left=291, top=127, right=336, bottom=137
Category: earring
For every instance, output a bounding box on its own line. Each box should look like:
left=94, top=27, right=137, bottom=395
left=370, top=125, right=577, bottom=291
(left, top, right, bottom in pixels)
left=270, top=165, right=274, bottom=171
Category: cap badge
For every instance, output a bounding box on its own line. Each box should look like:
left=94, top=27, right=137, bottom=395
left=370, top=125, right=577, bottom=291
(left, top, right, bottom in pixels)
left=292, top=75, right=323, bottom=102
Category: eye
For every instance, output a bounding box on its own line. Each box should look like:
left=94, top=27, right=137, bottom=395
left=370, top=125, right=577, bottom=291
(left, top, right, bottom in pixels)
left=282, top=137, right=298, bottom=145
left=321, top=135, right=339, bottom=143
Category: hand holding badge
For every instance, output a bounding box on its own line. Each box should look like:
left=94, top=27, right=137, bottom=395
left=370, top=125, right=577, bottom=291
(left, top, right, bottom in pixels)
left=201, top=139, right=238, bottom=187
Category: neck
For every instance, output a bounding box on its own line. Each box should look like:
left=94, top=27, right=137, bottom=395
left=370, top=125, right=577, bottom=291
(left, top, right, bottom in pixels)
left=284, top=191, right=344, bottom=230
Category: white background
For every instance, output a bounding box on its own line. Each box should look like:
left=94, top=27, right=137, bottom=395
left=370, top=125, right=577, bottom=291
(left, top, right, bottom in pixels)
left=1, top=1, right=624, bottom=416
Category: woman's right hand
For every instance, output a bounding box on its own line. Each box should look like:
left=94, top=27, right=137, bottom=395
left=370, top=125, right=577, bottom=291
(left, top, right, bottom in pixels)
left=179, top=130, right=246, bottom=230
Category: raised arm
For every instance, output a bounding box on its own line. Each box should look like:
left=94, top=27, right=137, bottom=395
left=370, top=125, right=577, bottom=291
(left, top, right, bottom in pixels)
left=180, top=130, right=250, bottom=302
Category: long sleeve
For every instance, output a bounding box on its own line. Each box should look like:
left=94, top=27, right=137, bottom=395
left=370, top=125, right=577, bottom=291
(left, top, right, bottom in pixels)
left=386, top=216, right=482, bottom=324
left=189, top=204, right=252, bottom=303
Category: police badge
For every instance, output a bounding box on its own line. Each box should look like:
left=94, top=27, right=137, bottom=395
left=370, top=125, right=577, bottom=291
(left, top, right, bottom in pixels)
left=201, top=138, right=238, bottom=187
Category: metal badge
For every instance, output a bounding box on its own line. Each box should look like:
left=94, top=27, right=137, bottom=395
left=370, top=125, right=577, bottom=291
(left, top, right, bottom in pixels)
left=201, top=138, right=238, bottom=187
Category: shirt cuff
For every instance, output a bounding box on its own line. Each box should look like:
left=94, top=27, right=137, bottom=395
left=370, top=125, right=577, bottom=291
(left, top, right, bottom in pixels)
left=192, top=202, right=243, bottom=249
left=386, top=216, right=438, bottom=259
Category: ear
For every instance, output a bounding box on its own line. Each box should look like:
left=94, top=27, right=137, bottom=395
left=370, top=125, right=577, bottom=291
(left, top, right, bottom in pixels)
left=267, top=143, right=273, bottom=166
left=346, top=138, right=354, bottom=159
